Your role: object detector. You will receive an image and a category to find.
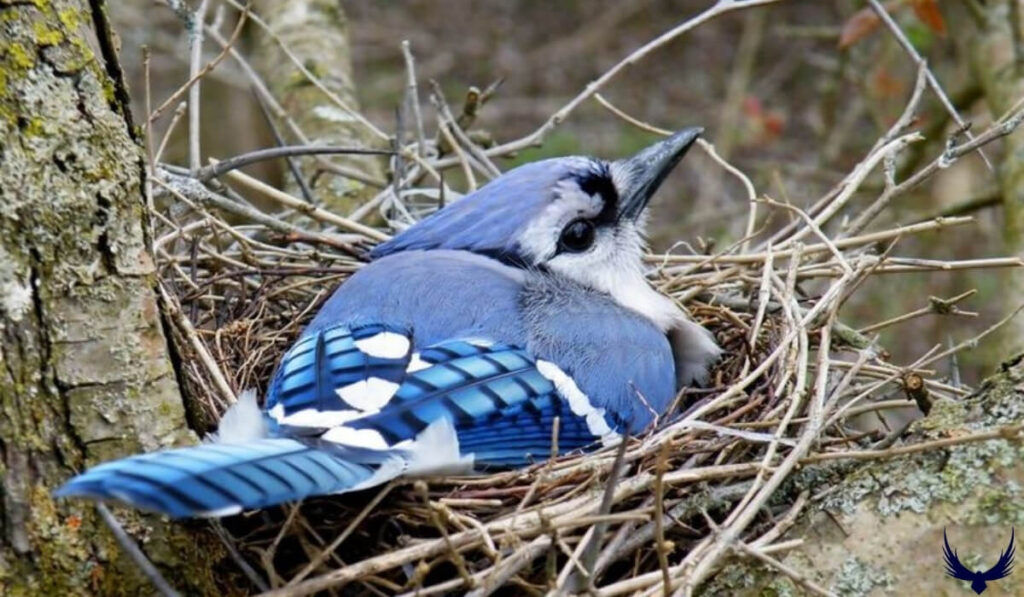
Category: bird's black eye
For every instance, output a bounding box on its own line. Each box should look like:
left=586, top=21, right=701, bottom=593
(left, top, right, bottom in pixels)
left=558, top=219, right=595, bottom=253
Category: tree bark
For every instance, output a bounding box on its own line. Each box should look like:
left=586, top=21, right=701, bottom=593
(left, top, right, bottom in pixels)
left=702, top=353, right=1024, bottom=596
left=968, top=1, right=1024, bottom=360
left=0, top=1, right=222, bottom=594
left=251, top=0, right=387, bottom=213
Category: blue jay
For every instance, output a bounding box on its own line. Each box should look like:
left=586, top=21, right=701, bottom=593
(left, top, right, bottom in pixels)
left=57, top=129, right=720, bottom=518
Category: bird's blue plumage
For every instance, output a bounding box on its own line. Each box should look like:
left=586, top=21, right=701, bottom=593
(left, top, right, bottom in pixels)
left=371, top=158, right=596, bottom=264
left=308, top=250, right=675, bottom=427
left=56, top=131, right=716, bottom=519
left=54, top=439, right=374, bottom=518
left=266, top=322, right=412, bottom=417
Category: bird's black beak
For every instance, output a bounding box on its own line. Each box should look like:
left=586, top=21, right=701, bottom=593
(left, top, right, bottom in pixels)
left=615, top=127, right=702, bottom=222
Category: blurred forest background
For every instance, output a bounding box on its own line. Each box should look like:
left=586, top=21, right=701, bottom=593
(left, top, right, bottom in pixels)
left=112, top=0, right=1015, bottom=383
left=8, top=2, right=1024, bottom=594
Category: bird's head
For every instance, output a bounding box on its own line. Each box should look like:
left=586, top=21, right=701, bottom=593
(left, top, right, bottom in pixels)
left=373, top=129, right=702, bottom=328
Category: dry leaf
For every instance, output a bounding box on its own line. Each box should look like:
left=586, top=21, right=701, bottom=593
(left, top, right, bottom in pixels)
left=911, top=0, right=947, bottom=36
left=839, top=7, right=881, bottom=49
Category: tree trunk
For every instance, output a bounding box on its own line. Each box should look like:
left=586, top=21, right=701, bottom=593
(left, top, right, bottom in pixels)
left=251, top=0, right=387, bottom=213
left=0, top=1, right=222, bottom=594
left=968, top=1, right=1024, bottom=360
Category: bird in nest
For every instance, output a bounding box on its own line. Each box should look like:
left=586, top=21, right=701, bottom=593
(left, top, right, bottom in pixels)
left=57, top=129, right=721, bottom=518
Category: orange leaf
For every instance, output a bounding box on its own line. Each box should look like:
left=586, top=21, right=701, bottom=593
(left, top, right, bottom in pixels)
left=762, top=113, right=785, bottom=138
left=912, top=0, right=946, bottom=36
left=839, top=8, right=880, bottom=49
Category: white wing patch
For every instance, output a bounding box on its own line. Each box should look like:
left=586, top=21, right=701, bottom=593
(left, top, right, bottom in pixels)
left=321, top=426, right=389, bottom=450
left=536, top=360, right=620, bottom=445
left=211, top=389, right=267, bottom=443
left=406, top=353, right=432, bottom=373
left=277, top=407, right=364, bottom=428
left=336, top=377, right=400, bottom=412
left=354, top=331, right=410, bottom=358
left=342, top=417, right=475, bottom=493
left=402, top=416, right=475, bottom=477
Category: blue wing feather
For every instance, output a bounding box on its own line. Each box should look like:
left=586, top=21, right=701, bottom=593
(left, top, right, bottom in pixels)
left=267, top=323, right=411, bottom=416
left=457, top=394, right=602, bottom=466
left=55, top=439, right=375, bottom=518
left=265, top=324, right=618, bottom=467
left=59, top=315, right=630, bottom=518
left=344, top=339, right=557, bottom=443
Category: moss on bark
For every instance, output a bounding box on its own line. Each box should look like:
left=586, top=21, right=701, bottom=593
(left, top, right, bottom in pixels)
left=0, top=1, right=223, bottom=593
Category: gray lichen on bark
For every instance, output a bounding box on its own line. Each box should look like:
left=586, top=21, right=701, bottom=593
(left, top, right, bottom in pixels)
left=0, top=1, right=220, bottom=594
left=701, top=354, right=1024, bottom=596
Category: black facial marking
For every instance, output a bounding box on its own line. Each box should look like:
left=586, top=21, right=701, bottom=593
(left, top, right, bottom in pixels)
left=576, top=162, right=618, bottom=225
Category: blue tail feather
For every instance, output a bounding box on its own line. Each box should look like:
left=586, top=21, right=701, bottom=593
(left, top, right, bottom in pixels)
left=55, top=439, right=374, bottom=518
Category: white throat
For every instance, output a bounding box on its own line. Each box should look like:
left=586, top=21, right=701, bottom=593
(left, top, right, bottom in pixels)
left=606, top=270, right=684, bottom=331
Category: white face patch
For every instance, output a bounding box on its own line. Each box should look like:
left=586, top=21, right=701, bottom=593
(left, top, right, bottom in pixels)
left=545, top=220, right=684, bottom=332
left=517, top=172, right=686, bottom=333
left=355, top=331, right=410, bottom=359
left=535, top=360, right=620, bottom=445
left=322, top=426, right=390, bottom=450
left=336, top=377, right=400, bottom=412
left=517, top=179, right=604, bottom=263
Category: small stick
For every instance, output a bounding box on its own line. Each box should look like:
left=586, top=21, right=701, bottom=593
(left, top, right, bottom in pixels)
left=218, top=0, right=388, bottom=140
left=96, top=503, right=180, bottom=597
left=144, top=45, right=155, bottom=214
left=565, top=430, right=631, bottom=591
left=196, top=146, right=393, bottom=182
left=154, top=103, right=188, bottom=165
left=157, top=283, right=236, bottom=408
left=902, top=372, right=932, bottom=415
left=252, top=88, right=315, bottom=203
left=419, top=482, right=475, bottom=590
left=858, top=289, right=978, bottom=334
left=287, top=483, right=394, bottom=586
left=222, top=168, right=390, bottom=241
left=734, top=541, right=836, bottom=597
left=211, top=520, right=270, bottom=592
left=867, top=0, right=992, bottom=171
left=187, top=0, right=211, bottom=173
left=653, top=443, right=672, bottom=596
left=401, top=41, right=428, bottom=156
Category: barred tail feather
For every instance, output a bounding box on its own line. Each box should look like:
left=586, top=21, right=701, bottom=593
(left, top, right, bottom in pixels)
left=54, top=439, right=374, bottom=518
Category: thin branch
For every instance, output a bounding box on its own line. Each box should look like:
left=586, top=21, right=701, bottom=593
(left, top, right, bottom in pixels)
left=196, top=146, right=393, bottom=182
left=867, top=0, right=993, bottom=170
left=187, top=0, right=211, bottom=172
left=97, top=504, right=180, bottom=597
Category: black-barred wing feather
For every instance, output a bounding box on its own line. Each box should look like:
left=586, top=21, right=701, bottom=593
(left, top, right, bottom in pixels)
left=266, top=324, right=621, bottom=468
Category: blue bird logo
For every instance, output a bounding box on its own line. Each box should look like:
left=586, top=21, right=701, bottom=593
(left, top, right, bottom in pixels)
left=943, top=528, right=1015, bottom=594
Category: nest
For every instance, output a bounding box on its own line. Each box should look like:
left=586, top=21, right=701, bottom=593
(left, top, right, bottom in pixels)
left=152, top=135, right=1022, bottom=596
left=143, top=4, right=1024, bottom=595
